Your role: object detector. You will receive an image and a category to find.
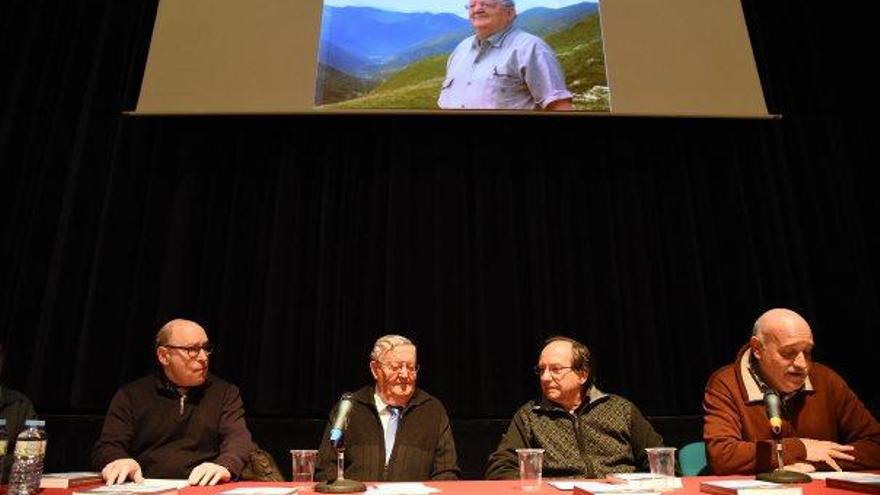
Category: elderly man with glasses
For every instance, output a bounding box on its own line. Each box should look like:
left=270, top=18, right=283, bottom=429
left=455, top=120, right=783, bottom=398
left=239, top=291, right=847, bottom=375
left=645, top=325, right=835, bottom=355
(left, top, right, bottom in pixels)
left=315, top=335, right=460, bottom=481
left=438, top=0, right=572, bottom=110
left=487, top=336, right=662, bottom=479
left=92, top=319, right=255, bottom=486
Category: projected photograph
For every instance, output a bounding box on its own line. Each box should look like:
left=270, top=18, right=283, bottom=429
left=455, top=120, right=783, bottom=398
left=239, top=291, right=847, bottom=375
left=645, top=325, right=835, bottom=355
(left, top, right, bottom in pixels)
left=314, top=0, right=609, bottom=111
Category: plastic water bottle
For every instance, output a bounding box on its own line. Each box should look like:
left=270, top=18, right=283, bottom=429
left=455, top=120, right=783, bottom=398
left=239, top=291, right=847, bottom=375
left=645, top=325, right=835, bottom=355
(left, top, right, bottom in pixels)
left=0, top=418, right=7, bottom=485
left=7, top=419, right=47, bottom=495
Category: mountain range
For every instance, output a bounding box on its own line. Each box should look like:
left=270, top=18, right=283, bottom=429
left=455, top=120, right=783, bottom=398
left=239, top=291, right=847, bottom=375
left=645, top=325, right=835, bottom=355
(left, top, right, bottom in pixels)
left=318, top=6, right=470, bottom=76
left=317, top=2, right=598, bottom=77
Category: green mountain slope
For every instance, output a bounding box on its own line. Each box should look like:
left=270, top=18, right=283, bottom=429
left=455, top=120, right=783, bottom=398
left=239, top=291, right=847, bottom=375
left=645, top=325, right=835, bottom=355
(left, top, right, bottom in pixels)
left=315, top=63, right=379, bottom=106
left=325, top=55, right=448, bottom=109
left=544, top=13, right=609, bottom=111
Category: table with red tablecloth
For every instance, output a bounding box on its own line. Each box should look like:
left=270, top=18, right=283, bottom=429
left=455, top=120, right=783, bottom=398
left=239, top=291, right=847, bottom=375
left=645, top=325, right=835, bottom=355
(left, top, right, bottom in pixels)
left=33, top=476, right=875, bottom=495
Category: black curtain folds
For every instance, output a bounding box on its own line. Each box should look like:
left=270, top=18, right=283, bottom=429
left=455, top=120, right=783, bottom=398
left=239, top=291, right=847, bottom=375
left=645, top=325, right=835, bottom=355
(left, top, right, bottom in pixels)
left=0, top=0, right=876, bottom=422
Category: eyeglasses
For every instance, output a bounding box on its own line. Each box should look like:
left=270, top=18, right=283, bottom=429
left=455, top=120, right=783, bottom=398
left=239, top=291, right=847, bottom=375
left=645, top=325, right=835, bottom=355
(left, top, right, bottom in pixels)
left=162, top=342, right=214, bottom=359
left=464, top=1, right=504, bottom=11
left=379, top=361, right=420, bottom=375
left=533, top=365, right=573, bottom=378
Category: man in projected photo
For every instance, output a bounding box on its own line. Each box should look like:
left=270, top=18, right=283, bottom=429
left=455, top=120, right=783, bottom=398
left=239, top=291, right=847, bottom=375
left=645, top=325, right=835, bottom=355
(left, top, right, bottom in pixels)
left=438, top=0, right=573, bottom=110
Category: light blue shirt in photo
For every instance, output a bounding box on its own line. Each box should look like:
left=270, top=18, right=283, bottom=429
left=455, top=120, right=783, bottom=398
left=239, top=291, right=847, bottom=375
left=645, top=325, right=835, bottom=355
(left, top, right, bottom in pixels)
left=438, top=25, right=572, bottom=110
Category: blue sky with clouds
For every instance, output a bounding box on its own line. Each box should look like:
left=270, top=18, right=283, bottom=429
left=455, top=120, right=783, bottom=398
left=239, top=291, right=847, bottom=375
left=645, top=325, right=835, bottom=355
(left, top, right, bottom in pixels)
left=323, top=0, right=597, bottom=18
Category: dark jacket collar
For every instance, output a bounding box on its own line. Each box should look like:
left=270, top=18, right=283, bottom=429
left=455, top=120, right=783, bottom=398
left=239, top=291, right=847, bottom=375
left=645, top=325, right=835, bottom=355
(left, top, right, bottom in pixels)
left=351, top=384, right=430, bottom=416
left=533, top=385, right=609, bottom=415
left=153, top=370, right=209, bottom=400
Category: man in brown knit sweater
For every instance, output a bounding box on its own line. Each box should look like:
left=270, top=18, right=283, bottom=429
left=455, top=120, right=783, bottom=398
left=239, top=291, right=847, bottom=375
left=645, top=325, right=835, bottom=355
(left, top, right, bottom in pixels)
left=486, top=336, right=662, bottom=479
left=703, top=308, right=880, bottom=474
left=315, top=335, right=460, bottom=482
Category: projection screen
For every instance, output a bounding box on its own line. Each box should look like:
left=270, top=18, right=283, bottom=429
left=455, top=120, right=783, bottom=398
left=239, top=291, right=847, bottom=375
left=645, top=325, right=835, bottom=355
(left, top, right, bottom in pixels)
left=133, top=0, right=771, bottom=117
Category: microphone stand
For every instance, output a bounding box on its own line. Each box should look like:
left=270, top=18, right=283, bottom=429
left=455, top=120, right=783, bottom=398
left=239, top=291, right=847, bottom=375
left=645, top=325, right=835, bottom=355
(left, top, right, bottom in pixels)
left=315, top=447, right=366, bottom=493
left=756, top=435, right=812, bottom=484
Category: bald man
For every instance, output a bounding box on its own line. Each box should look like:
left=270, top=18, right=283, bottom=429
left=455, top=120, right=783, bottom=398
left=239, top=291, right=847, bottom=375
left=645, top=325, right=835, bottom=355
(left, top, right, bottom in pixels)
left=703, top=309, right=880, bottom=474
left=93, top=319, right=255, bottom=486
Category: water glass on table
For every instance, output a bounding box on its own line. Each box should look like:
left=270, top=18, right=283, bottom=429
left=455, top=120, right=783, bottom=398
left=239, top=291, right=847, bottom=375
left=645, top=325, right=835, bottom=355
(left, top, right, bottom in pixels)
left=516, top=448, right=544, bottom=492
left=290, top=449, right=318, bottom=482
left=645, top=447, right=677, bottom=477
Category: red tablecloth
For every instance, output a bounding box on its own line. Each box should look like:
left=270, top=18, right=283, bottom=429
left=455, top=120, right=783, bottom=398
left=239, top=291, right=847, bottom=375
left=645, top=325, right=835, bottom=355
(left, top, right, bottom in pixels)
left=34, top=476, right=873, bottom=495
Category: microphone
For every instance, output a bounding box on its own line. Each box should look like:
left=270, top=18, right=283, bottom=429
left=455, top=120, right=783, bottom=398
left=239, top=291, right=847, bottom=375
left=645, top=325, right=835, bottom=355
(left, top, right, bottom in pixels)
left=329, top=392, right=355, bottom=448
left=755, top=388, right=811, bottom=484
left=764, top=389, right=783, bottom=435
left=316, top=392, right=367, bottom=493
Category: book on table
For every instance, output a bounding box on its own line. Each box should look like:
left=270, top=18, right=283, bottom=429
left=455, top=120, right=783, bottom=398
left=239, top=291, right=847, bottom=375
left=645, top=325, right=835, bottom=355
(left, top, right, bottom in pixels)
left=809, top=472, right=880, bottom=481
left=699, top=479, right=803, bottom=495
left=40, top=472, right=104, bottom=488
left=824, top=474, right=880, bottom=493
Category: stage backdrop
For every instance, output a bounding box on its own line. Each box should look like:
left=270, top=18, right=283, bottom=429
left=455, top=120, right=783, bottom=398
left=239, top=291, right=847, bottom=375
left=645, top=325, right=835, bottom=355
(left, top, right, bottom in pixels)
left=0, top=0, right=877, bottom=428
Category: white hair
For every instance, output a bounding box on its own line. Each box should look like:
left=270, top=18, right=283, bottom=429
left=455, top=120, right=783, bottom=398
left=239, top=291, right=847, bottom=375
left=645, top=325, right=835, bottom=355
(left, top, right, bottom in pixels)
left=751, top=319, right=764, bottom=342
left=370, top=334, right=414, bottom=361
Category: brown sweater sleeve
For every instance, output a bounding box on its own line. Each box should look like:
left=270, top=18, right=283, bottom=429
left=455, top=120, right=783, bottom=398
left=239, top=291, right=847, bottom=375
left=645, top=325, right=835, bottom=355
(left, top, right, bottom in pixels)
left=92, top=388, right=136, bottom=471
left=213, top=384, right=255, bottom=478
left=827, top=371, right=880, bottom=470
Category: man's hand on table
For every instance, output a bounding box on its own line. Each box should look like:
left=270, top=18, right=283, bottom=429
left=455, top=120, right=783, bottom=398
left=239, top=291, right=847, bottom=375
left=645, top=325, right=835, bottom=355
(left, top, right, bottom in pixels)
left=188, top=462, right=231, bottom=486
left=102, top=458, right=144, bottom=485
left=801, top=438, right=855, bottom=472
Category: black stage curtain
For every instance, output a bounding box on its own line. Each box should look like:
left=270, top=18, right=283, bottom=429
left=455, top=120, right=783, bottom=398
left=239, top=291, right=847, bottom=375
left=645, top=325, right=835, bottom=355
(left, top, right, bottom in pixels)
left=0, top=0, right=876, bottom=423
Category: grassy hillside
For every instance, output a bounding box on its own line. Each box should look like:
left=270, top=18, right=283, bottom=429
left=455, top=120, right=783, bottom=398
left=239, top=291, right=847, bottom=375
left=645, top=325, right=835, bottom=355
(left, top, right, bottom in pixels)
left=544, top=13, right=609, bottom=111
left=318, top=12, right=610, bottom=111
left=314, top=63, right=379, bottom=106
left=324, top=55, right=448, bottom=109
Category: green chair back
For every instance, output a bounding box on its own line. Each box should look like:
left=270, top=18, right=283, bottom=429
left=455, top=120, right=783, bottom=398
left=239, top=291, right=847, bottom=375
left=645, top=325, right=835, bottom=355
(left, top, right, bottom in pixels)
left=679, top=441, right=708, bottom=476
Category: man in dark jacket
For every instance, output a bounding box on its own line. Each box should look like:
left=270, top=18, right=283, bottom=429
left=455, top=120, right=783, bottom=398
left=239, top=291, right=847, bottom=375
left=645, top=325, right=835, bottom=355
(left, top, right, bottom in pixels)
left=92, top=319, right=255, bottom=486
left=315, top=335, right=460, bottom=482
left=487, top=336, right=662, bottom=479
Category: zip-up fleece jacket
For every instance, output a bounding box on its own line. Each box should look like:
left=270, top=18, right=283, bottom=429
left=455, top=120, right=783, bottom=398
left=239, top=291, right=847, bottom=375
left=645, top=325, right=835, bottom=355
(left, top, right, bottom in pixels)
left=92, top=372, right=255, bottom=478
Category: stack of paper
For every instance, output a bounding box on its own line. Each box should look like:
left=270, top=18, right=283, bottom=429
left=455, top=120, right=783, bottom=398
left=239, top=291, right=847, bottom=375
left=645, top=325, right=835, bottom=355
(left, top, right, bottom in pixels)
left=73, top=479, right=190, bottom=495
left=220, top=487, right=299, bottom=495
left=608, top=473, right=683, bottom=490
left=366, top=483, right=441, bottom=495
